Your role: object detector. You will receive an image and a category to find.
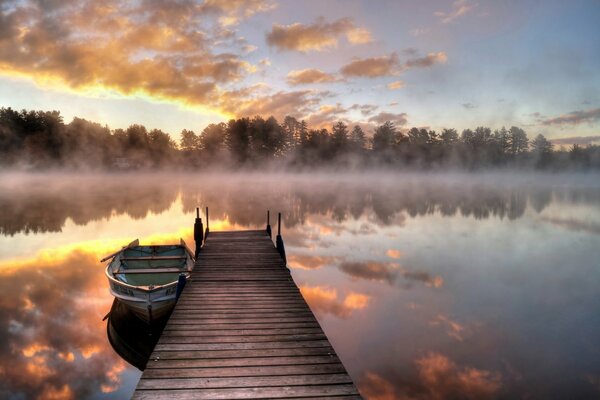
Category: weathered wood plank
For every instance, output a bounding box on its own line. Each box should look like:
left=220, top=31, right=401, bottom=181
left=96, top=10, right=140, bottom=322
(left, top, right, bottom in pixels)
left=157, top=333, right=328, bottom=344
left=132, top=384, right=359, bottom=399
left=153, top=339, right=331, bottom=351
left=145, top=355, right=342, bottom=369
left=137, top=373, right=353, bottom=389
left=141, top=363, right=346, bottom=378
left=150, top=347, right=335, bottom=360
left=160, top=328, right=324, bottom=337
left=134, top=229, right=361, bottom=399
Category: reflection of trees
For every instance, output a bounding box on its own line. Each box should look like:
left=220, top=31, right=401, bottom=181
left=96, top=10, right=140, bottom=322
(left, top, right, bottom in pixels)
left=1, top=174, right=600, bottom=235
left=0, top=176, right=177, bottom=235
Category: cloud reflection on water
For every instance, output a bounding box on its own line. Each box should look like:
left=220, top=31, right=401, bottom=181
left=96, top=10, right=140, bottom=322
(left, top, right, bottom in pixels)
left=0, top=172, right=600, bottom=399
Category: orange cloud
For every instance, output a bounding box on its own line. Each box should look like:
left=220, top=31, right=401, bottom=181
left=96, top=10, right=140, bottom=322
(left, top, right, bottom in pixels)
left=430, top=314, right=470, bottom=341
left=287, top=254, right=338, bottom=270
left=38, top=384, right=74, bottom=400
left=404, top=52, right=448, bottom=68
left=340, top=51, right=447, bottom=78
left=0, top=248, right=133, bottom=398
left=340, top=54, right=399, bottom=77
left=300, top=285, right=371, bottom=318
left=415, top=352, right=501, bottom=399
left=358, top=372, right=397, bottom=400
left=358, top=353, right=502, bottom=400
left=387, top=80, right=405, bottom=90
left=306, top=103, right=348, bottom=128
left=287, top=68, right=339, bottom=85
left=266, top=17, right=372, bottom=52
left=0, top=0, right=280, bottom=119
left=200, top=0, right=277, bottom=26
left=386, top=249, right=403, bottom=259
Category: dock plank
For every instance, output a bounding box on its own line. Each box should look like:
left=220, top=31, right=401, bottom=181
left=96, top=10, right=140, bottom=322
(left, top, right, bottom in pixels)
left=133, top=230, right=361, bottom=398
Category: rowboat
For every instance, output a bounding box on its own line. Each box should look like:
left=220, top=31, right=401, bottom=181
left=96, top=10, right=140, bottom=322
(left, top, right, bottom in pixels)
left=103, top=239, right=195, bottom=323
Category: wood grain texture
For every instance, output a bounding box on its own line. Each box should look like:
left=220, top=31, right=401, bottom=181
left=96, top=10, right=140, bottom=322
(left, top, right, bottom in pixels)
left=133, top=230, right=362, bottom=399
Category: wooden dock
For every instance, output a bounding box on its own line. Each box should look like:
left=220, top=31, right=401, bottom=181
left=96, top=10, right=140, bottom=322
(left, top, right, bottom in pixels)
left=133, top=228, right=362, bottom=399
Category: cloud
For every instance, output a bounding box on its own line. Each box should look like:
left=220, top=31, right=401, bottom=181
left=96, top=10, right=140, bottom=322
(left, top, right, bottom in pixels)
left=368, top=112, right=409, bottom=126
left=337, top=260, right=443, bottom=288
left=339, top=261, right=399, bottom=284
left=0, top=249, right=129, bottom=399
left=340, top=51, right=447, bottom=78
left=541, top=108, right=600, bottom=126
left=306, top=103, right=348, bottom=128
left=550, top=135, right=600, bottom=146
left=266, top=17, right=372, bottom=52
left=350, top=103, right=378, bottom=116
left=541, top=217, right=600, bottom=235
left=435, top=0, right=478, bottom=24
left=387, top=81, right=405, bottom=90
left=386, top=249, right=402, bottom=259
left=346, top=27, right=373, bottom=44
left=299, top=285, right=370, bottom=318
left=200, top=0, right=277, bottom=26
left=358, top=353, right=501, bottom=400
left=462, top=102, right=478, bottom=109
left=404, top=52, right=448, bottom=68
left=429, top=314, right=471, bottom=341
left=220, top=89, right=321, bottom=119
left=286, top=68, right=339, bottom=85
left=0, top=0, right=278, bottom=118
left=415, top=352, right=502, bottom=399
left=340, top=54, right=399, bottom=77
left=287, top=254, right=339, bottom=270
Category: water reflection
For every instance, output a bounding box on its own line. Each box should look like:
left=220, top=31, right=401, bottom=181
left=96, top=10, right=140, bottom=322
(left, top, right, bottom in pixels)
left=106, top=300, right=169, bottom=371
left=0, top=172, right=599, bottom=399
left=0, top=248, right=140, bottom=399
left=2, top=173, right=600, bottom=236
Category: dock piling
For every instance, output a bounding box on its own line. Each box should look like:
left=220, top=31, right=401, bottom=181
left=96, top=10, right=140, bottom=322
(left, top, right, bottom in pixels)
left=266, top=210, right=272, bottom=238
left=205, top=206, right=210, bottom=238
left=276, top=212, right=287, bottom=265
left=193, top=207, right=203, bottom=257
left=175, top=273, right=187, bottom=301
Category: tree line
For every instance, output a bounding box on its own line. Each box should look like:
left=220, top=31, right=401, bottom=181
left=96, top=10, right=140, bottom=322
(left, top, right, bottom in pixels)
left=1, top=107, right=599, bottom=170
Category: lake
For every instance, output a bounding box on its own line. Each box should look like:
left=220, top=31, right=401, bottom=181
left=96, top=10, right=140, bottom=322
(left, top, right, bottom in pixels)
left=0, top=172, right=599, bottom=399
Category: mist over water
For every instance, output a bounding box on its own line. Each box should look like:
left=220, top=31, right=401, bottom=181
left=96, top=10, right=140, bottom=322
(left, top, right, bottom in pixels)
left=0, top=171, right=599, bottom=399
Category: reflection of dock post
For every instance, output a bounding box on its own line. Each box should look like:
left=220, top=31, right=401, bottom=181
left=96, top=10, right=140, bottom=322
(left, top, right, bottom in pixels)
left=176, top=273, right=187, bottom=301
left=276, top=212, right=286, bottom=265
left=266, top=210, right=272, bottom=239
left=193, top=207, right=203, bottom=258
left=205, top=207, right=210, bottom=238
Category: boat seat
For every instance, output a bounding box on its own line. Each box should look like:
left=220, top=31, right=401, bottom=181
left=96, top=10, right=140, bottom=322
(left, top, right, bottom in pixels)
left=121, top=256, right=187, bottom=261
left=116, top=268, right=192, bottom=274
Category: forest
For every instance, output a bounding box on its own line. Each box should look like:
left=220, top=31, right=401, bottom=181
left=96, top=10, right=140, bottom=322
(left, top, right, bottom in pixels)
left=0, top=107, right=599, bottom=170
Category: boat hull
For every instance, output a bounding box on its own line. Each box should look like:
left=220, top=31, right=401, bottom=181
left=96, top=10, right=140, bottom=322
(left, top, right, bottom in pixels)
left=103, top=241, right=195, bottom=324
left=108, top=279, right=179, bottom=323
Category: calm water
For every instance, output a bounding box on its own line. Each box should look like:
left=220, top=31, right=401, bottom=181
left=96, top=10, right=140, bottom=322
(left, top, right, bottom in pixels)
left=1, top=172, right=600, bottom=399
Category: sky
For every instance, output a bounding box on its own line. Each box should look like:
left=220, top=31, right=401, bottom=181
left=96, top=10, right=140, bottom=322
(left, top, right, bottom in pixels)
left=0, top=0, right=599, bottom=143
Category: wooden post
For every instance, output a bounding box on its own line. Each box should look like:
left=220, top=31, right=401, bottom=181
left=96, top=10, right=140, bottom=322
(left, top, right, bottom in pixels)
left=193, top=207, right=203, bottom=258
left=276, top=212, right=286, bottom=265
left=266, top=210, right=272, bottom=238
left=175, top=273, right=187, bottom=301
left=205, top=207, right=210, bottom=238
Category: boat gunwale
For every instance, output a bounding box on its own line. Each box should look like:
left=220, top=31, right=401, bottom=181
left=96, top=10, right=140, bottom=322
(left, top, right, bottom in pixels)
left=104, top=243, right=194, bottom=293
